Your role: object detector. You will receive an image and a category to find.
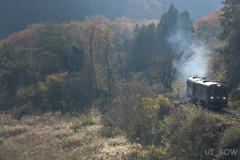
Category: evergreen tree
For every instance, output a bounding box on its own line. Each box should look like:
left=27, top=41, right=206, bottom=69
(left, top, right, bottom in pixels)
left=128, top=23, right=155, bottom=72
left=156, top=4, right=178, bottom=41
left=155, top=4, right=193, bottom=56
left=220, top=0, right=240, bottom=41
left=178, top=11, right=194, bottom=35
left=0, top=43, right=17, bottom=109
left=127, top=4, right=194, bottom=90
left=219, top=0, right=240, bottom=88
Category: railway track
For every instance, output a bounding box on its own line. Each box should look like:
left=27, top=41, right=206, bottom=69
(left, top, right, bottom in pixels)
left=172, top=100, right=240, bottom=121
left=216, top=108, right=240, bottom=121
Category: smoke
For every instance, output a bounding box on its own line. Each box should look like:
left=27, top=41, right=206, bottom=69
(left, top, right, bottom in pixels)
left=167, top=29, right=210, bottom=79
left=152, top=0, right=162, bottom=7
left=181, top=42, right=210, bottom=78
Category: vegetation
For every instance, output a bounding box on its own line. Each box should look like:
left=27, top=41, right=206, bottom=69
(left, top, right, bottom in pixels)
left=208, top=0, right=240, bottom=110
left=0, top=110, right=138, bottom=160
left=194, top=10, right=223, bottom=45
left=0, top=0, right=222, bottom=39
left=70, top=108, right=100, bottom=132
left=105, top=92, right=239, bottom=160
left=128, top=4, right=193, bottom=91
left=0, top=2, right=240, bottom=160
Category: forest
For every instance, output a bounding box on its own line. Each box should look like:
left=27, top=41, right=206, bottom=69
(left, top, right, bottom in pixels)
left=0, top=1, right=240, bottom=160
left=0, top=0, right=222, bottom=39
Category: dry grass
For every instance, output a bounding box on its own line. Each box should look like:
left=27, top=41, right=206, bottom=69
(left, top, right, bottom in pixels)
left=0, top=109, right=139, bottom=160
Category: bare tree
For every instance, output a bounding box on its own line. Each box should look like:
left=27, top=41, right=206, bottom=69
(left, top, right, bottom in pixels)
left=86, top=24, right=99, bottom=97
left=149, top=42, right=193, bottom=91
left=103, top=29, right=115, bottom=93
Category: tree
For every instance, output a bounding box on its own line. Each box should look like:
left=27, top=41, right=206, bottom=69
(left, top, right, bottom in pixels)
left=220, top=0, right=240, bottom=41
left=178, top=11, right=194, bottom=35
left=0, top=43, right=17, bottom=110
left=149, top=43, right=192, bottom=91
left=103, top=29, right=115, bottom=93
left=128, top=23, right=155, bottom=72
left=0, top=43, right=37, bottom=110
left=0, top=21, right=99, bottom=112
left=156, top=4, right=178, bottom=36
left=154, top=4, right=178, bottom=54
left=218, top=0, right=240, bottom=88
left=155, top=4, right=193, bottom=56
left=126, top=4, right=194, bottom=90
left=84, top=24, right=100, bottom=97
left=194, top=10, right=222, bottom=45
left=36, top=23, right=78, bottom=73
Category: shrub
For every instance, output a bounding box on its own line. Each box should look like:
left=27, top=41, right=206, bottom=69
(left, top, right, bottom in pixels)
left=137, top=145, right=166, bottom=160
left=104, top=84, right=173, bottom=145
left=126, top=95, right=173, bottom=145
left=12, top=103, right=33, bottom=120
left=228, top=89, right=240, bottom=110
left=103, top=81, right=157, bottom=130
left=218, top=124, right=240, bottom=160
left=100, top=126, right=124, bottom=138
left=161, top=107, right=230, bottom=160
left=37, top=72, right=67, bottom=112
left=126, top=145, right=166, bottom=160
left=229, top=100, right=240, bottom=111
left=155, top=95, right=172, bottom=120
left=70, top=108, right=100, bottom=132
left=0, top=128, right=27, bottom=138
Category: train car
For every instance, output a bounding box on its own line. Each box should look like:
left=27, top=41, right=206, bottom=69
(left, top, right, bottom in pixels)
left=187, top=77, right=228, bottom=110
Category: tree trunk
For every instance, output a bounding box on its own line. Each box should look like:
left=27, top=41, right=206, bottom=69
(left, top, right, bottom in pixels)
left=104, top=31, right=114, bottom=93
left=89, top=25, right=99, bottom=97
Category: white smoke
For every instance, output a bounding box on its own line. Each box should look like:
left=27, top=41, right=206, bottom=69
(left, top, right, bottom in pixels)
left=167, top=29, right=210, bottom=79
left=181, top=42, right=210, bottom=78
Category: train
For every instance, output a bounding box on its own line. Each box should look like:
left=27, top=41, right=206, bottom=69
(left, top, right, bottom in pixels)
left=187, top=77, right=228, bottom=110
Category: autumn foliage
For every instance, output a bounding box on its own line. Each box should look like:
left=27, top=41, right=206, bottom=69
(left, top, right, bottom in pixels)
left=194, top=10, right=223, bottom=45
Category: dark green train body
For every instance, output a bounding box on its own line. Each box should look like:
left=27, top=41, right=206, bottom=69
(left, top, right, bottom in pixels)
left=187, top=77, right=228, bottom=110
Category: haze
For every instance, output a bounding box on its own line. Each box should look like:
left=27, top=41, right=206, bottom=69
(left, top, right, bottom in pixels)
left=0, top=0, right=222, bottom=39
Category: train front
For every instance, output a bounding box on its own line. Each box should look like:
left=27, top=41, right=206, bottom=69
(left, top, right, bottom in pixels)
left=207, top=83, right=228, bottom=109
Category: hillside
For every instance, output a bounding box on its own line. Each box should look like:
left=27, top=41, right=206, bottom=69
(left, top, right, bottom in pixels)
left=194, top=9, right=222, bottom=45
left=1, top=103, right=239, bottom=160
left=1, top=2, right=240, bottom=160
left=0, top=0, right=222, bottom=39
left=0, top=109, right=138, bottom=160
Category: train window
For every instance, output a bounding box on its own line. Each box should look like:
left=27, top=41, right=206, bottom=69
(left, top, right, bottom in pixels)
left=211, top=87, right=227, bottom=96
